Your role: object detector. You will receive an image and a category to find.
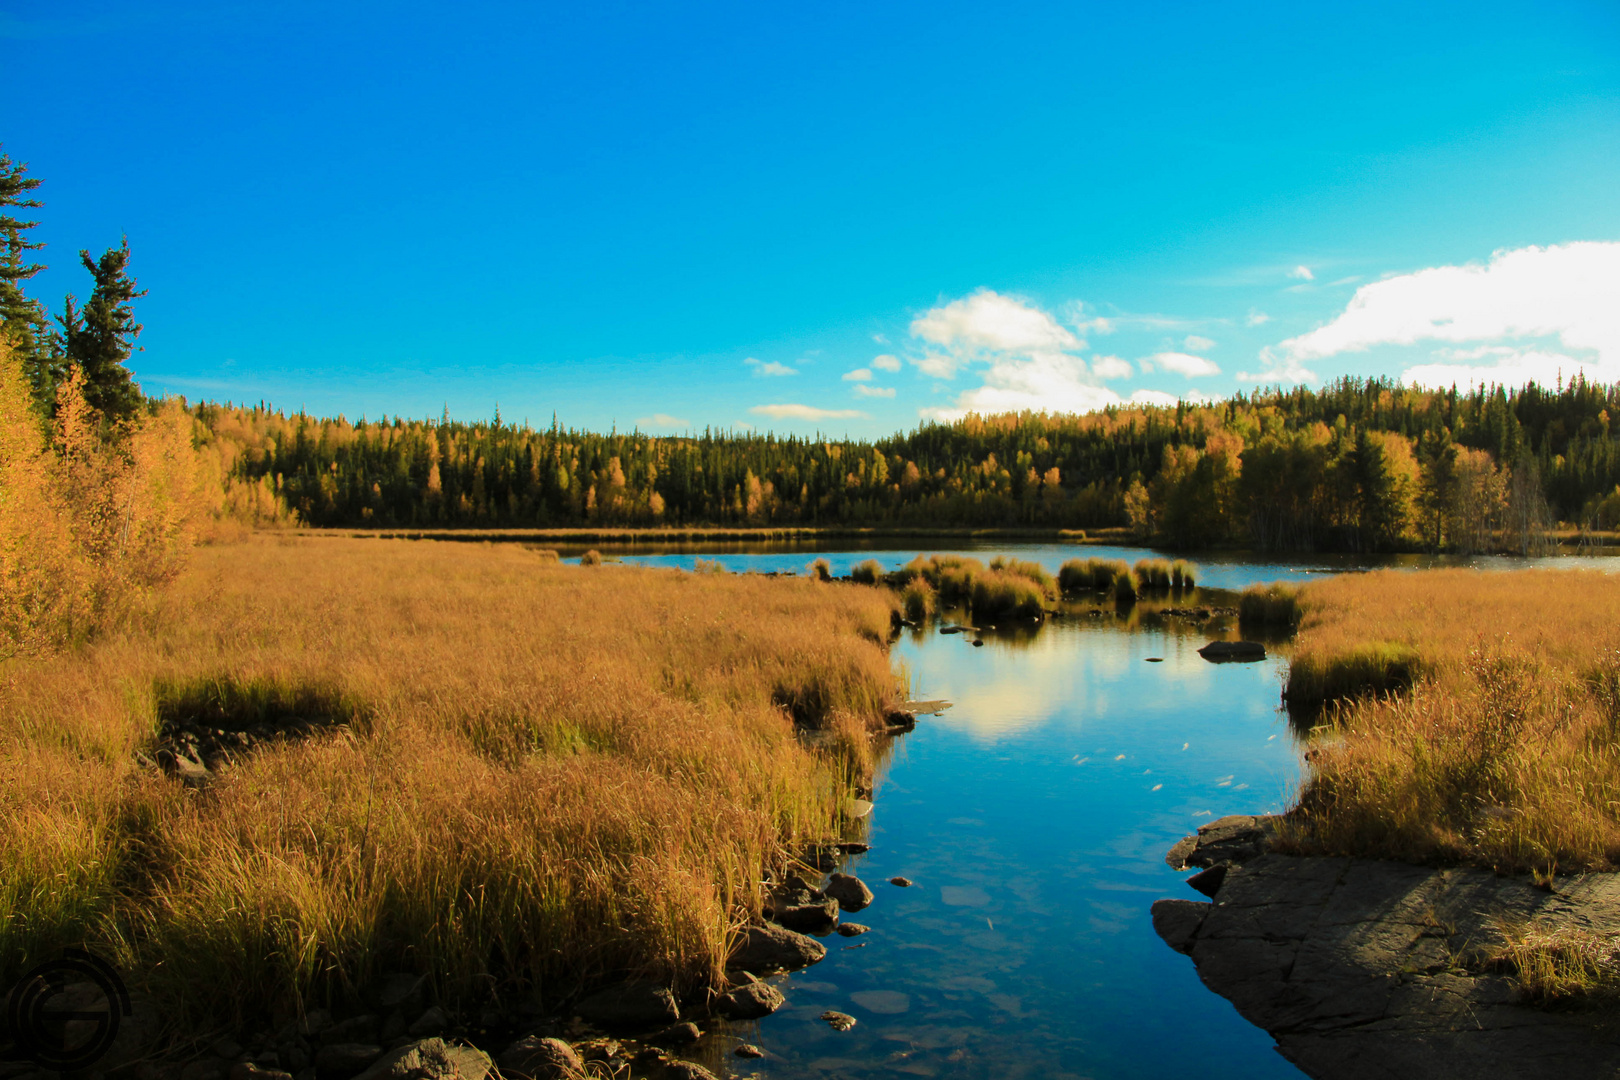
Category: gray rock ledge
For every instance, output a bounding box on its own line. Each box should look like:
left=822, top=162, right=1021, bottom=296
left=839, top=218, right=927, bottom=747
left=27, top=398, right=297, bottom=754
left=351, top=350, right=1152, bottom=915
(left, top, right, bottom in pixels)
left=1154, top=815, right=1620, bottom=1080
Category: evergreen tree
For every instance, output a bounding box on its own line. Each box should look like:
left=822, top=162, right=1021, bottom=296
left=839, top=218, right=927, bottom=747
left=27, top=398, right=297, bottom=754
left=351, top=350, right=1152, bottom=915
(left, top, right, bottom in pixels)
left=60, top=238, right=146, bottom=422
left=0, top=146, right=56, bottom=407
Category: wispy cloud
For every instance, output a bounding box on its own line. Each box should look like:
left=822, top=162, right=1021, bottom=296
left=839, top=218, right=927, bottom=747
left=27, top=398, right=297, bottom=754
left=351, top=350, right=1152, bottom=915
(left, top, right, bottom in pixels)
left=1289, top=265, right=1315, bottom=281
left=842, top=367, right=873, bottom=381
left=637, top=413, right=689, bottom=429
left=1245, top=310, right=1271, bottom=327
left=1141, top=351, right=1219, bottom=377
left=852, top=384, right=895, bottom=398
left=870, top=353, right=902, bottom=372
left=745, top=357, right=797, bottom=377
left=1183, top=335, right=1215, bottom=351
left=750, top=403, right=867, bottom=420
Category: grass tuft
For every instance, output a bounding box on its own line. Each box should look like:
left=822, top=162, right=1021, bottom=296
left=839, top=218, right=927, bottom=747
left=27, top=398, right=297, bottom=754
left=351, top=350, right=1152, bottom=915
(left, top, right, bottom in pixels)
left=579, top=548, right=603, bottom=566
left=808, top=557, right=832, bottom=582
left=1239, top=582, right=1303, bottom=628
left=849, top=559, right=885, bottom=585
left=899, top=576, right=936, bottom=622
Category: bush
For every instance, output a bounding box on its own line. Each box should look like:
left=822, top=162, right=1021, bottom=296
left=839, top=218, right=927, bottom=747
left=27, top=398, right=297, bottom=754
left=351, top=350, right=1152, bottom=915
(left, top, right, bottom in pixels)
left=850, top=559, right=884, bottom=585
left=1239, top=582, right=1302, bottom=627
left=899, top=576, right=936, bottom=622
left=579, top=549, right=603, bottom=566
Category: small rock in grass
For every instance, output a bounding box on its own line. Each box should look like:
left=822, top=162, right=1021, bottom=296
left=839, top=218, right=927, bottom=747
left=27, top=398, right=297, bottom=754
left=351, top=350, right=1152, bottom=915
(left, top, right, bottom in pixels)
left=497, top=1035, right=584, bottom=1080
left=214, top=1039, right=246, bottom=1060
left=888, top=877, right=913, bottom=887
left=835, top=923, right=870, bottom=937
left=772, top=898, right=838, bottom=934
left=819, top=1011, right=857, bottom=1032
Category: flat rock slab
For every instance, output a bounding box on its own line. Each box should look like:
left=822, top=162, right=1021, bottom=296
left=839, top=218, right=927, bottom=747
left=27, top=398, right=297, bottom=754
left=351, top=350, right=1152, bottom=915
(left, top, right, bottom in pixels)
left=1154, top=820, right=1620, bottom=1080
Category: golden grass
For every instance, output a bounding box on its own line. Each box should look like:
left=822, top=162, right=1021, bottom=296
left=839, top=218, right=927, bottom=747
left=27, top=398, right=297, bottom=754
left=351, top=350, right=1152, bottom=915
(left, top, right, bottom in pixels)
left=1238, top=582, right=1303, bottom=629
left=1486, top=919, right=1620, bottom=1004
left=0, top=537, right=900, bottom=1025
left=1284, top=568, right=1620, bottom=873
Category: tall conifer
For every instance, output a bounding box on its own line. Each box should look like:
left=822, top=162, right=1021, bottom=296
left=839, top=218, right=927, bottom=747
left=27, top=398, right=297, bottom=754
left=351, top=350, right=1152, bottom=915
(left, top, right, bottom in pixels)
left=59, top=238, right=146, bottom=422
left=0, top=146, right=57, bottom=407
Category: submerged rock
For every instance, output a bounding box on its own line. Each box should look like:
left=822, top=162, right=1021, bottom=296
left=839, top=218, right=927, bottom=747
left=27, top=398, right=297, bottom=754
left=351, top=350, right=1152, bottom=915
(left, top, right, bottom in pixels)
left=733, top=1044, right=765, bottom=1059
left=824, top=873, right=874, bottom=912
left=819, top=1011, right=857, bottom=1032
left=713, top=979, right=784, bottom=1020
left=888, top=876, right=913, bottom=887
left=728, top=924, right=827, bottom=972
left=573, top=981, right=680, bottom=1028
left=1196, top=640, right=1266, bottom=662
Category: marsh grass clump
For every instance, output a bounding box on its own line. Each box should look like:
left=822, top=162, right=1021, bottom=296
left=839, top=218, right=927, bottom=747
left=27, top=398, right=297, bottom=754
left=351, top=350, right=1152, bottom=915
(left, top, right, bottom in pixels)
left=1133, top=559, right=1172, bottom=592
left=808, top=557, right=833, bottom=582
left=1239, top=582, right=1303, bottom=628
left=1112, top=567, right=1139, bottom=603
left=1057, top=557, right=1132, bottom=596
left=988, top=556, right=1055, bottom=595
left=529, top=547, right=561, bottom=562
left=899, top=576, right=936, bottom=622
left=850, top=559, right=885, bottom=585
left=902, top=555, right=986, bottom=608
left=969, top=571, right=1046, bottom=621
left=579, top=548, right=603, bottom=566
left=1287, top=569, right=1620, bottom=874
left=1486, top=920, right=1620, bottom=1005
left=0, top=538, right=900, bottom=1027
left=1170, top=560, right=1196, bottom=590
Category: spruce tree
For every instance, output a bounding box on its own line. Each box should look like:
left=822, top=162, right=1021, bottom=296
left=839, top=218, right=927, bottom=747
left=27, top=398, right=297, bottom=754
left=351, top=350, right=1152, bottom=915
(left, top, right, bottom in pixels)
left=0, top=146, right=57, bottom=406
left=59, top=238, right=146, bottom=422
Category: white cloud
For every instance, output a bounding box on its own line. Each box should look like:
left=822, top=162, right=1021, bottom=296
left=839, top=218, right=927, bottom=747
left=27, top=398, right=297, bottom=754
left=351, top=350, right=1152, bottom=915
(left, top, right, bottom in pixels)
left=1289, top=265, right=1315, bottom=281
left=1091, top=355, right=1134, bottom=379
left=920, top=352, right=1121, bottom=422
left=1142, top=351, right=1220, bottom=377
left=852, top=384, right=896, bottom=398
left=1246, top=310, right=1271, bottom=327
left=745, top=358, right=797, bottom=377
left=1402, top=348, right=1588, bottom=390
left=749, top=403, right=866, bottom=420
left=842, top=367, right=873, bottom=382
left=1128, top=389, right=1179, bottom=407
left=1236, top=346, right=1316, bottom=384
left=872, top=333, right=889, bottom=344
left=870, top=353, right=902, bottom=372
left=1183, top=335, right=1216, bottom=351
left=911, top=289, right=1082, bottom=355
left=637, top=413, right=689, bottom=428
left=913, top=353, right=961, bottom=380
left=1273, top=241, right=1620, bottom=388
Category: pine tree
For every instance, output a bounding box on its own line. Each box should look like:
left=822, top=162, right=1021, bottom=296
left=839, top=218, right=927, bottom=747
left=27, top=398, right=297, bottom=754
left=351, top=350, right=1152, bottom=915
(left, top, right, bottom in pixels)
left=60, top=238, right=146, bottom=422
left=0, top=146, right=57, bottom=407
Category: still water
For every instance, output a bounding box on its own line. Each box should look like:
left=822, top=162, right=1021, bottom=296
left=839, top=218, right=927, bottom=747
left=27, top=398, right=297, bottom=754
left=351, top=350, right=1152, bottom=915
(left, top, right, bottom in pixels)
left=577, top=543, right=1615, bottom=1078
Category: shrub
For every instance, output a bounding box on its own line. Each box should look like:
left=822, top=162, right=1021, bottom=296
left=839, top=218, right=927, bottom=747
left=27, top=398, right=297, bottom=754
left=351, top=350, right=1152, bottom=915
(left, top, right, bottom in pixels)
left=579, top=549, right=603, bottom=566
left=899, top=576, right=936, bottom=622
left=1238, top=582, right=1303, bottom=627
left=850, top=559, right=884, bottom=585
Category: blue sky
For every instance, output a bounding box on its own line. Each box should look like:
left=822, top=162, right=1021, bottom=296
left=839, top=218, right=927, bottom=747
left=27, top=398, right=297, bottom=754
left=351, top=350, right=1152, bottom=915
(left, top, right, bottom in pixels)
left=7, top=1, right=1619, bottom=436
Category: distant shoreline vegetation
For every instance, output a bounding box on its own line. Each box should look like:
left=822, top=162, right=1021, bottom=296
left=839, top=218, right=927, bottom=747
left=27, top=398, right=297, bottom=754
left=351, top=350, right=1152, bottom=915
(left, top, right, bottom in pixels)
left=193, top=377, right=1620, bottom=555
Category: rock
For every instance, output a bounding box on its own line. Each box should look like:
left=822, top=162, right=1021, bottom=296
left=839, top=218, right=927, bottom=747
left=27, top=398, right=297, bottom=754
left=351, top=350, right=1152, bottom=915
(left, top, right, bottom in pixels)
left=1197, top=640, right=1266, bottom=662
left=770, top=898, right=838, bottom=934
left=836, top=922, right=870, bottom=937
left=824, top=873, right=874, bottom=911
left=320, top=1017, right=379, bottom=1046
left=713, top=980, right=784, bottom=1020
left=819, top=1011, right=857, bottom=1032
left=1167, top=814, right=1279, bottom=869
left=1149, top=898, right=1209, bottom=955
left=497, top=1036, right=583, bottom=1080
left=573, top=981, right=680, bottom=1028
left=1153, top=833, right=1620, bottom=1080
left=313, top=1044, right=383, bottom=1079
left=298, top=1011, right=334, bottom=1037
left=971, top=639, right=985, bottom=647
left=351, top=1039, right=492, bottom=1080
left=378, top=1013, right=406, bottom=1043
left=405, top=1007, right=447, bottom=1039
left=232, top=1066, right=292, bottom=1080
left=214, top=1039, right=246, bottom=1060
left=882, top=709, right=916, bottom=730
left=1145, top=657, right=1164, bottom=663
left=659, top=1064, right=717, bottom=1080
left=1186, top=863, right=1228, bottom=897
left=728, top=924, right=827, bottom=973
left=648, top=1023, right=700, bottom=1047
left=369, top=975, right=426, bottom=1015
left=733, top=1044, right=764, bottom=1059
left=888, top=876, right=913, bottom=887
left=837, top=842, right=871, bottom=854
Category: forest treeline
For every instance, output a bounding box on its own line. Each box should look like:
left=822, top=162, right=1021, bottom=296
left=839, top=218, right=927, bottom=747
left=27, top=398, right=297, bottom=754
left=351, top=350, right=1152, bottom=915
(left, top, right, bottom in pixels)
left=196, top=374, right=1620, bottom=554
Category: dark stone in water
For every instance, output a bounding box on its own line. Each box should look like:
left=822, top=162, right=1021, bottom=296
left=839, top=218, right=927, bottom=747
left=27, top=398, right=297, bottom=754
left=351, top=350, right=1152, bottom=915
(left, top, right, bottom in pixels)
left=836, top=922, right=870, bottom=937
left=734, top=1044, right=765, bottom=1059
left=1145, top=657, right=1164, bottom=662
left=573, top=981, right=679, bottom=1028
left=838, top=842, right=871, bottom=854
left=1197, top=640, right=1266, bottom=662
left=648, top=1022, right=701, bottom=1047
left=772, top=898, right=838, bottom=934
left=728, top=924, right=827, bottom=972
left=713, top=978, right=784, bottom=1020
left=819, top=1011, right=857, bottom=1032
left=824, top=873, right=874, bottom=912
left=888, top=876, right=913, bottom=887
left=971, top=639, right=985, bottom=647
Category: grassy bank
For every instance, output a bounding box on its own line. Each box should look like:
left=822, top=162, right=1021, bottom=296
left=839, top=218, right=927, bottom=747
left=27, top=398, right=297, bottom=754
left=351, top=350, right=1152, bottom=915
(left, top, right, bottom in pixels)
left=0, top=537, right=900, bottom=1026
left=317, top=525, right=1120, bottom=544
left=1282, top=568, right=1620, bottom=873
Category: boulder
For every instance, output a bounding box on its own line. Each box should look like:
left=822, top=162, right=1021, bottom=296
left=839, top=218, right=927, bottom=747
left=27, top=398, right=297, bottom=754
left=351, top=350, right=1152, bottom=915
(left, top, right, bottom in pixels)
left=713, top=980, right=784, bottom=1020
left=497, top=1036, right=583, bottom=1080
left=1149, top=898, right=1209, bottom=955
left=733, top=1044, right=764, bottom=1059
left=321, top=1016, right=379, bottom=1046
left=573, top=981, right=680, bottom=1028
left=824, top=873, right=874, bottom=912
left=351, top=1039, right=492, bottom=1080
left=727, top=924, right=827, bottom=973
left=406, top=1007, right=448, bottom=1038
left=1186, top=863, right=1228, bottom=897
left=1197, top=640, right=1267, bottom=662
left=771, top=898, right=838, bottom=934
left=369, top=974, right=426, bottom=1015
left=314, top=1043, right=383, bottom=1079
